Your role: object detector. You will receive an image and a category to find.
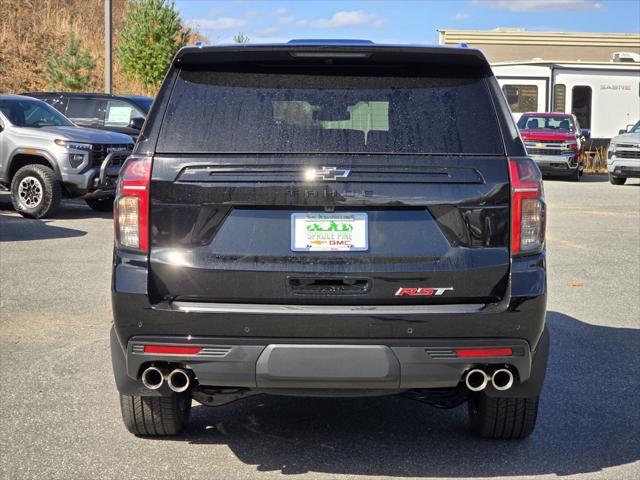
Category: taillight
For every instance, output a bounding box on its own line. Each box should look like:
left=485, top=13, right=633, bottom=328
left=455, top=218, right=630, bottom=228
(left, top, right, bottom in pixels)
left=115, top=156, right=151, bottom=252
left=509, top=158, right=545, bottom=255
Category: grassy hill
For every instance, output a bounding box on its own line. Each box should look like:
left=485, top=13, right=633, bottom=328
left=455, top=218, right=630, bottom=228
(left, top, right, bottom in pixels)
left=0, top=0, right=199, bottom=96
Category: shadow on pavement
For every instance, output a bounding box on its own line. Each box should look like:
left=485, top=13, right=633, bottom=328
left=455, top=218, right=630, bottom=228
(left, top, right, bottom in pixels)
left=578, top=174, right=608, bottom=183
left=544, top=174, right=608, bottom=183
left=0, top=213, right=87, bottom=242
left=163, top=311, right=640, bottom=477
left=0, top=192, right=112, bottom=224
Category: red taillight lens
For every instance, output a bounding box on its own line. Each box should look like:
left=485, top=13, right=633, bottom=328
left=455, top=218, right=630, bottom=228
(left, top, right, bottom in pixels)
left=509, top=158, right=545, bottom=255
left=115, top=156, right=151, bottom=252
left=144, top=345, right=202, bottom=355
left=455, top=347, right=513, bottom=357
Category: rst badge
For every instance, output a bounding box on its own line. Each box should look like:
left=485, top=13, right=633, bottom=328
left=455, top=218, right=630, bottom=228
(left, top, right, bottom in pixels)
left=395, top=287, right=454, bottom=296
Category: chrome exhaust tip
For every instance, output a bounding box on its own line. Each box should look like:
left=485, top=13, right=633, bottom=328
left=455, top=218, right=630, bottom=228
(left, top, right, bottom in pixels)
left=167, top=368, right=191, bottom=393
left=141, top=366, right=164, bottom=390
left=465, top=368, right=489, bottom=392
left=491, top=368, right=514, bottom=391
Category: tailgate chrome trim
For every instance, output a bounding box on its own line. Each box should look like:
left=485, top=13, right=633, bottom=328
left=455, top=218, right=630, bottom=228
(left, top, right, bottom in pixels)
left=169, top=301, right=485, bottom=315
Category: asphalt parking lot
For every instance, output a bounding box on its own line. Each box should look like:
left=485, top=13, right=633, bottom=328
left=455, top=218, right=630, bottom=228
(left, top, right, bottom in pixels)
left=1, top=176, right=639, bottom=480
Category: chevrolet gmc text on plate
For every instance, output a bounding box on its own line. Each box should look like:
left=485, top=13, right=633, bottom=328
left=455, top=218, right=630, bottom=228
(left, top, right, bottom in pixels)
left=110, top=41, right=549, bottom=440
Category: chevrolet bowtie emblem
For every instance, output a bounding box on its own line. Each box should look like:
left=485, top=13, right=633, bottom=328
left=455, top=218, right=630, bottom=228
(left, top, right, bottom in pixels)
left=304, top=166, right=351, bottom=181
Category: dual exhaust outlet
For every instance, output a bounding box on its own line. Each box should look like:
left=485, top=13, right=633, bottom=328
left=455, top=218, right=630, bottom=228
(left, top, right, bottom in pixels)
left=144, top=364, right=513, bottom=393
left=141, top=366, right=191, bottom=393
left=465, top=367, right=514, bottom=392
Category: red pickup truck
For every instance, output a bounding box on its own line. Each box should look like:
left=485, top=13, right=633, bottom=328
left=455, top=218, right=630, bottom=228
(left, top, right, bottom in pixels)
left=517, top=112, right=588, bottom=181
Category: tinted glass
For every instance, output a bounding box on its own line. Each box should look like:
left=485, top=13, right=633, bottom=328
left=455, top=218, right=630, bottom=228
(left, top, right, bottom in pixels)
left=104, top=100, right=144, bottom=127
left=0, top=99, right=73, bottom=127
left=631, top=121, right=640, bottom=133
left=517, top=115, right=575, bottom=131
left=158, top=69, right=504, bottom=155
left=65, top=98, right=101, bottom=125
left=130, top=97, right=152, bottom=113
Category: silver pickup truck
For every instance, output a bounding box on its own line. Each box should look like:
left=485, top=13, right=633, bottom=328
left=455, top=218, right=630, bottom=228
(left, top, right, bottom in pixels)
left=0, top=95, right=133, bottom=218
left=608, top=121, right=640, bottom=185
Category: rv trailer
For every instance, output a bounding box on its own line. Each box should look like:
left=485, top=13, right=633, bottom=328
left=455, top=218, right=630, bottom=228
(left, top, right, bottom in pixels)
left=492, top=59, right=640, bottom=146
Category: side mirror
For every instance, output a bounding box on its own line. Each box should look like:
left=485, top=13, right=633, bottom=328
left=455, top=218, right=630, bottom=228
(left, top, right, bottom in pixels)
left=580, top=128, right=591, bottom=139
left=128, top=117, right=145, bottom=130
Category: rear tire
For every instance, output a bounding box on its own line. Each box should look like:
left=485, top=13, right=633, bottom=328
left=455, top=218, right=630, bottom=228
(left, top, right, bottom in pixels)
left=609, top=174, right=626, bottom=185
left=10, top=164, right=61, bottom=218
left=468, top=392, right=539, bottom=439
left=119, top=392, right=191, bottom=436
left=85, top=196, right=114, bottom=212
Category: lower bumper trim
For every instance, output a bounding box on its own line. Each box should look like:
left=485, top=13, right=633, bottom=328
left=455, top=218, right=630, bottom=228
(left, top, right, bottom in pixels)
left=611, top=166, right=640, bottom=178
left=125, top=336, right=532, bottom=390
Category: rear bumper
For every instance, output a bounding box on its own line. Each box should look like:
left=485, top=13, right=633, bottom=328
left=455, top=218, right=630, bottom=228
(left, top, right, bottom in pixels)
left=111, top=327, right=549, bottom=399
left=111, top=250, right=547, bottom=398
left=126, top=336, right=533, bottom=389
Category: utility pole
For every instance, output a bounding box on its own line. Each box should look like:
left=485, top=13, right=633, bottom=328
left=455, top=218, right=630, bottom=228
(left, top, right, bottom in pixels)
left=104, top=0, right=112, bottom=94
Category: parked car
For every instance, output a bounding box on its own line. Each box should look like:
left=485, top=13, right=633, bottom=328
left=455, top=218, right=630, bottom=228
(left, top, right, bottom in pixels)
left=607, top=120, right=640, bottom=185
left=517, top=112, right=588, bottom=181
left=0, top=95, right=133, bottom=217
left=22, top=92, right=152, bottom=140
left=110, top=41, right=549, bottom=440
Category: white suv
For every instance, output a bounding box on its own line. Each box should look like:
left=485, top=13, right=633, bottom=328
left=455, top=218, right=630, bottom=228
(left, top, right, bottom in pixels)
left=607, top=121, right=640, bottom=185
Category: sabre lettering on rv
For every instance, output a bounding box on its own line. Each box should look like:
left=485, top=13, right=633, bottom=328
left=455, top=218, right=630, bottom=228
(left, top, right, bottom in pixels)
left=395, top=287, right=454, bottom=297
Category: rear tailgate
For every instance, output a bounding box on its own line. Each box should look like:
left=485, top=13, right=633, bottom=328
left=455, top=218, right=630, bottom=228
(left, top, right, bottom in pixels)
left=146, top=47, right=510, bottom=307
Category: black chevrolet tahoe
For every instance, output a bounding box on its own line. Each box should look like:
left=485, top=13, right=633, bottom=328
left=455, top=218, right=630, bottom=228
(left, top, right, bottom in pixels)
left=110, top=40, right=549, bottom=440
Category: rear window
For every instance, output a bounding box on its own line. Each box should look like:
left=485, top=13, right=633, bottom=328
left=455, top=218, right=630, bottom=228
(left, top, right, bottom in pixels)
left=158, top=68, right=504, bottom=155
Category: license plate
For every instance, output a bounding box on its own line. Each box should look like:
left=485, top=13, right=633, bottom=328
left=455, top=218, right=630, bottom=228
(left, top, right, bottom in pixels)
left=291, top=212, right=368, bottom=252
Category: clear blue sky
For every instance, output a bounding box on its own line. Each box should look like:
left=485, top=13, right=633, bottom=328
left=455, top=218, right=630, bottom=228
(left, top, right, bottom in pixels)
left=175, top=0, right=640, bottom=45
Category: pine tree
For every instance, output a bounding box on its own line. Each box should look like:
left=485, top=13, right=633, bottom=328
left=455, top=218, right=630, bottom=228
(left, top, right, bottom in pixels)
left=46, top=32, right=96, bottom=91
left=118, top=0, right=190, bottom=88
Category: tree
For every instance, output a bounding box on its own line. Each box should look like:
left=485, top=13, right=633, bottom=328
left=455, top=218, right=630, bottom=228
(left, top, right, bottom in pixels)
left=233, top=32, right=250, bottom=44
left=118, top=0, right=190, bottom=88
left=46, top=32, right=96, bottom=91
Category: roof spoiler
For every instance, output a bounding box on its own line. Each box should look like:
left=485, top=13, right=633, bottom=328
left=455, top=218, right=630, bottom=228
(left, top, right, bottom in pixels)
left=174, top=43, right=492, bottom=74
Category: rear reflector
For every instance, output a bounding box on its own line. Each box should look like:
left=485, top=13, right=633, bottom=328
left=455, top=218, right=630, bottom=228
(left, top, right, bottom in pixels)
left=455, top=348, right=513, bottom=357
left=144, top=345, right=202, bottom=355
